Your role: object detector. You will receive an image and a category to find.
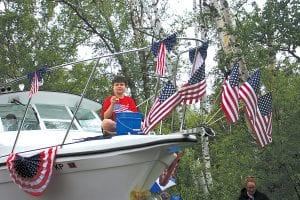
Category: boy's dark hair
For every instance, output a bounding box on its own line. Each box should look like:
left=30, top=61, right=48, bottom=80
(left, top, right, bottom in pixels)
left=112, top=75, right=127, bottom=85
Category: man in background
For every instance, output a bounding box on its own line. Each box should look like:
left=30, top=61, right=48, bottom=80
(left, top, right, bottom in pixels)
left=238, top=176, right=270, bottom=200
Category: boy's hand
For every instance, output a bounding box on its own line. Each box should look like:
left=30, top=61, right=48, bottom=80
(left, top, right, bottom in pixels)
left=111, top=96, right=119, bottom=104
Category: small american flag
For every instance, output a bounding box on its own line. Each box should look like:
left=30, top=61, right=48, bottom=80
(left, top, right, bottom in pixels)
left=156, top=41, right=166, bottom=76
left=143, top=81, right=181, bottom=134
left=221, top=63, right=240, bottom=123
left=245, top=93, right=272, bottom=147
left=114, top=104, right=129, bottom=112
left=6, top=146, right=58, bottom=196
left=29, top=71, right=39, bottom=98
left=178, top=65, right=206, bottom=104
left=189, top=42, right=208, bottom=73
left=239, top=70, right=261, bottom=127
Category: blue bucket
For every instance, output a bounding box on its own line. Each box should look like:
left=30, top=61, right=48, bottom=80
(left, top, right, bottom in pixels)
left=116, top=112, right=142, bottom=135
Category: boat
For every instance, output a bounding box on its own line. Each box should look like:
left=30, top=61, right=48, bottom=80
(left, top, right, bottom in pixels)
left=0, top=91, right=198, bottom=200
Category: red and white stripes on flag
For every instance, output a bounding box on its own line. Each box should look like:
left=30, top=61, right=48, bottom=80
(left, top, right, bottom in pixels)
left=156, top=41, right=166, bottom=76
left=244, top=93, right=272, bottom=147
left=143, top=82, right=181, bottom=134
left=239, top=70, right=260, bottom=127
left=29, top=71, right=39, bottom=98
left=6, top=146, right=58, bottom=196
left=178, top=80, right=206, bottom=104
left=179, top=65, right=206, bottom=104
left=143, top=93, right=182, bottom=135
left=221, top=63, right=240, bottom=123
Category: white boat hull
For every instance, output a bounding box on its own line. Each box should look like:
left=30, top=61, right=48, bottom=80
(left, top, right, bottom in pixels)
left=0, top=134, right=196, bottom=200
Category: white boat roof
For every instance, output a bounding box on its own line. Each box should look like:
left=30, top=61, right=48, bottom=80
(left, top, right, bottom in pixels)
left=0, top=91, right=101, bottom=111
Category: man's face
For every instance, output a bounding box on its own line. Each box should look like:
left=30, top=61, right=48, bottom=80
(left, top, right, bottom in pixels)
left=246, top=181, right=256, bottom=196
left=113, top=82, right=126, bottom=95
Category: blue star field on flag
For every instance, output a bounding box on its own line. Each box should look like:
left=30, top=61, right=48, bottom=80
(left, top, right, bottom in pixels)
left=189, top=42, right=208, bottom=64
left=247, top=70, right=261, bottom=95
left=27, top=65, right=49, bottom=84
left=159, top=81, right=177, bottom=103
left=188, top=66, right=206, bottom=85
left=13, top=154, right=41, bottom=178
left=229, top=63, right=240, bottom=87
left=258, top=93, right=272, bottom=116
left=151, top=33, right=177, bottom=57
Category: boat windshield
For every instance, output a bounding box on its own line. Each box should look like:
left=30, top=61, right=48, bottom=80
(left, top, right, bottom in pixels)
left=35, top=104, right=78, bottom=130
left=70, top=107, right=102, bottom=132
left=0, top=104, right=41, bottom=132
left=35, top=104, right=102, bottom=132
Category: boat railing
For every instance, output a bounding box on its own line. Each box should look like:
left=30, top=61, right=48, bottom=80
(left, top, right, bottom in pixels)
left=0, top=36, right=207, bottom=150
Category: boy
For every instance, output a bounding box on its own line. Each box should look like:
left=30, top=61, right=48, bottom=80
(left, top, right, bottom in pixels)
left=101, top=76, right=137, bottom=134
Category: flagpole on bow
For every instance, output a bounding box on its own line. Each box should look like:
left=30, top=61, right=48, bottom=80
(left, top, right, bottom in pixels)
left=61, top=57, right=101, bottom=147
left=11, top=98, right=32, bottom=153
left=11, top=71, right=40, bottom=153
left=179, top=48, right=199, bottom=131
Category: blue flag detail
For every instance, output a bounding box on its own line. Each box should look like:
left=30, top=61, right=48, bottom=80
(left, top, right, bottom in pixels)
left=151, top=33, right=177, bottom=57
left=189, top=42, right=208, bottom=64
left=27, top=65, right=49, bottom=84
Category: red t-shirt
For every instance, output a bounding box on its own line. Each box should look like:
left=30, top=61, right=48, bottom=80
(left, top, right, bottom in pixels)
left=101, top=95, right=138, bottom=121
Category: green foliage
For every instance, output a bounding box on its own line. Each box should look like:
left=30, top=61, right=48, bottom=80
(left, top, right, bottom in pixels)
left=1, top=1, right=299, bottom=199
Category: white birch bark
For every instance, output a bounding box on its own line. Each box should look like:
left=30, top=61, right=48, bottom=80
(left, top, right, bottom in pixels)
left=192, top=0, right=213, bottom=194
left=209, top=0, right=249, bottom=81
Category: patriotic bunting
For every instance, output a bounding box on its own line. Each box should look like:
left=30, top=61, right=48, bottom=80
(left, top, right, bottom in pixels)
left=6, top=146, right=58, bottom=196
left=221, top=63, right=240, bottom=123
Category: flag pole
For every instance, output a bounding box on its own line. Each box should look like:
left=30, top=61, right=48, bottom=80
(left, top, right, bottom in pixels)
left=61, top=57, right=101, bottom=147
left=203, top=90, right=222, bottom=124
left=180, top=48, right=199, bottom=131
left=171, top=54, right=181, bottom=132
left=11, top=97, right=32, bottom=153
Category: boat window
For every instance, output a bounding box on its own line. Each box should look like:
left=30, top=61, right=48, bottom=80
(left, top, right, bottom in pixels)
left=0, top=104, right=41, bottom=132
left=36, top=104, right=72, bottom=120
left=70, top=108, right=102, bottom=132
left=35, top=104, right=77, bottom=130
left=43, top=121, right=77, bottom=130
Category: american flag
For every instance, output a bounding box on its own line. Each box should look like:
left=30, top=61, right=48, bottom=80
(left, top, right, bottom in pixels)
left=258, top=93, right=272, bottom=141
left=239, top=70, right=261, bottom=127
left=178, top=65, right=206, bottom=104
left=142, top=81, right=181, bottom=134
left=114, top=104, right=129, bottom=112
left=189, top=42, right=208, bottom=73
left=244, top=93, right=272, bottom=147
left=156, top=41, right=166, bottom=76
left=29, top=71, right=39, bottom=98
left=221, top=63, right=240, bottom=123
left=6, top=146, right=58, bottom=196
left=158, top=153, right=180, bottom=186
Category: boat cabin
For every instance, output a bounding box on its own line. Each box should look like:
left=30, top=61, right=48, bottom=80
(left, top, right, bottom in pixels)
left=0, top=91, right=103, bottom=133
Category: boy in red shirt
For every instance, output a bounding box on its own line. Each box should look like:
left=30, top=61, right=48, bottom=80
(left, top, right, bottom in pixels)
left=101, top=76, right=137, bottom=134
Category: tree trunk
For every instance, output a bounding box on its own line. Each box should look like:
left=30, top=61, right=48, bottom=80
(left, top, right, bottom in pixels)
left=209, top=0, right=249, bottom=81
